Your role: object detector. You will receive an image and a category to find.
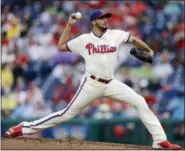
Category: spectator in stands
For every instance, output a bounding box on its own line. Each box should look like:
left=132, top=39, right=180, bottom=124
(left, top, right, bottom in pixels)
left=2, top=92, right=18, bottom=118
left=34, top=101, right=52, bottom=118
left=6, top=17, right=20, bottom=40
left=152, top=50, right=174, bottom=79
left=167, top=91, right=184, bottom=120
left=93, top=103, right=113, bottom=119
left=141, top=88, right=157, bottom=113
left=130, top=63, right=153, bottom=80
left=10, top=97, right=35, bottom=119
left=2, top=63, right=14, bottom=94
left=51, top=84, right=68, bottom=112
left=27, top=81, right=45, bottom=106
left=112, top=102, right=125, bottom=118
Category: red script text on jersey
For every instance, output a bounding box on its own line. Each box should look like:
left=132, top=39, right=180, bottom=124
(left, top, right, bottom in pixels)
left=86, top=43, right=117, bottom=55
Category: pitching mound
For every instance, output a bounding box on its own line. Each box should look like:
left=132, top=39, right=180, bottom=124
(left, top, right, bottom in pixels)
left=2, top=138, right=152, bottom=150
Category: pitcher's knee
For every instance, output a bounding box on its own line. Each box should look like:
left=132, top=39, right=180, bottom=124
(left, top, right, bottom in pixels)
left=134, top=95, right=149, bottom=109
left=61, top=109, right=79, bottom=121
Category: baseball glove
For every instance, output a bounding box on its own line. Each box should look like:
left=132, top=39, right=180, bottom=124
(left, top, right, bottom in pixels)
left=130, top=47, right=153, bottom=63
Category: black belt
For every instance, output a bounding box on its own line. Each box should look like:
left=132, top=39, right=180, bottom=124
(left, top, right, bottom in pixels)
left=90, top=75, right=112, bottom=84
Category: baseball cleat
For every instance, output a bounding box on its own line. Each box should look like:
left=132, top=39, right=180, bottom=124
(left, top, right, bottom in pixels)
left=5, top=123, right=23, bottom=138
left=153, top=140, right=181, bottom=149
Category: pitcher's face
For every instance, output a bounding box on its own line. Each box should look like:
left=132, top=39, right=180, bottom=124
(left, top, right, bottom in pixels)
left=93, top=17, right=108, bottom=30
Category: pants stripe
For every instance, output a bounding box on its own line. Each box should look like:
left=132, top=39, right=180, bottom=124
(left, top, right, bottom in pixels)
left=23, top=77, right=87, bottom=128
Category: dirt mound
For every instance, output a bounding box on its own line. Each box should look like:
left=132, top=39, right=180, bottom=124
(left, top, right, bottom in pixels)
left=1, top=137, right=152, bottom=150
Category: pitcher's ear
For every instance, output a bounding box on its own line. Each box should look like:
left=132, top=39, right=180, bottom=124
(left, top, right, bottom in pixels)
left=92, top=20, right=96, bottom=26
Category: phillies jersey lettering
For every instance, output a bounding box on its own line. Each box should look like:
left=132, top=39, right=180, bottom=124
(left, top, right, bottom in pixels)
left=86, top=43, right=117, bottom=55
left=67, top=29, right=130, bottom=79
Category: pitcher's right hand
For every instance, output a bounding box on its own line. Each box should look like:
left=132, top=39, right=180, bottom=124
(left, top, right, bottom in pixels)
left=67, top=13, right=79, bottom=26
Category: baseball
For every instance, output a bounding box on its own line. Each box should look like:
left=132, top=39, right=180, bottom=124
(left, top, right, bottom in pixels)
left=75, top=12, right=81, bottom=19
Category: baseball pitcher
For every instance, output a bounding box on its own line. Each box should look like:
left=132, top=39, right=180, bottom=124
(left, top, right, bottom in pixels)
left=5, top=10, right=181, bottom=149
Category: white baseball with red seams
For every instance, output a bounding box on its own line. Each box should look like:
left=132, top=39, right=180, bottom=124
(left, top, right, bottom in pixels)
left=22, top=29, right=167, bottom=146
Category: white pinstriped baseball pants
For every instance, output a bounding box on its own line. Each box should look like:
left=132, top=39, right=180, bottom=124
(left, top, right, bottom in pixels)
left=22, top=74, right=167, bottom=144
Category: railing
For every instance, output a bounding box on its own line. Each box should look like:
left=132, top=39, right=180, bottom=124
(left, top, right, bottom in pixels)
left=2, top=118, right=184, bottom=147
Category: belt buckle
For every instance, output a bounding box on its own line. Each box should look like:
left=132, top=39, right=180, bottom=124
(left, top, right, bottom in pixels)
left=95, top=75, right=99, bottom=81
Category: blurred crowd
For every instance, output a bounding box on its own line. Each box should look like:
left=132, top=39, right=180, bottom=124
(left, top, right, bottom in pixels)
left=1, top=0, right=184, bottom=121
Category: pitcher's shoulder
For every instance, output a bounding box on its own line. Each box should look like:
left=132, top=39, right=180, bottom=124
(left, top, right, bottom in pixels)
left=79, top=33, right=92, bottom=39
left=108, top=29, right=126, bottom=33
left=106, top=29, right=123, bottom=36
left=108, top=29, right=130, bottom=37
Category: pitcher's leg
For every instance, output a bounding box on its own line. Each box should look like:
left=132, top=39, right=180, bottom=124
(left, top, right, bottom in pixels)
left=22, top=77, right=102, bottom=135
left=104, top=80, right=167, bottom=143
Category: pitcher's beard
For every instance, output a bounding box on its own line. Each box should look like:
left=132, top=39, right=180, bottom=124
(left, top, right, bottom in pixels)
left=98, top=25, right=108, bottom=32
left=101, top=27, right=107, bottom=32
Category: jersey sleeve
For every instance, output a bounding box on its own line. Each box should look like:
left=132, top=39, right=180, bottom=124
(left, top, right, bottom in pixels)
left=66, top=35, right=83, bottom=54
left=116, top=30, right=131, bottom=46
